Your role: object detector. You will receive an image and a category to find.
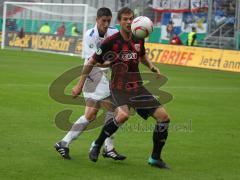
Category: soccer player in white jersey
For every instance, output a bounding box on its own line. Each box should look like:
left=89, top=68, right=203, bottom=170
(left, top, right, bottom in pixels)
left=55, top=7, right=126, bottom=160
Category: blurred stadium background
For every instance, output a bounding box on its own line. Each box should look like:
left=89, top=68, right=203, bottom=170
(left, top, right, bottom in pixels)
left=0, top=1, right=240, bottom=180
left=0, top=0, right=239, bottom=52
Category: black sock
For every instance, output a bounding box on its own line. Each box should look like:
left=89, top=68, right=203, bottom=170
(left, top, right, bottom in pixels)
left=151, top=120, right=170, bottom=160
left=95, top=118, right=120, bottom=147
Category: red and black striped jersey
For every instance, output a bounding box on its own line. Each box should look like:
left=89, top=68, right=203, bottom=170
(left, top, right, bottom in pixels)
left=93, top=32, right=145, bottom=90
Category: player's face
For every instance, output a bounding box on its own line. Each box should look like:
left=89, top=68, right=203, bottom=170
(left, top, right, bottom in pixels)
left=96, top=16, right=112, bottom=35
left=119, top=13, right=134, bottom=33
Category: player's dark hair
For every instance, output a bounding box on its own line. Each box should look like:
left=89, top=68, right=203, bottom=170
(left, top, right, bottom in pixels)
left=97, top=7, right=112, bottom=18
left=117, top=7, right=134, bottom=20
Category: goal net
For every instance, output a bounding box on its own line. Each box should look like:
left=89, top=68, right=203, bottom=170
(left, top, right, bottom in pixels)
left=1, top=2, right=98, bottom=56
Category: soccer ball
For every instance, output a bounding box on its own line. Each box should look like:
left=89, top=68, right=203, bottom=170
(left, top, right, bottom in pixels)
left=131, top=16, right=153, bottom=39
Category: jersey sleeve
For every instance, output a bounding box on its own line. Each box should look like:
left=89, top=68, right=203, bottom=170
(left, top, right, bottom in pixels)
left=82, top=32, right=97, bottom=61
left=92, top=39, right=112, bottom=64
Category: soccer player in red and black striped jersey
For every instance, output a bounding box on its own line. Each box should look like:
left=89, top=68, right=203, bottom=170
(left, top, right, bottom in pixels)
left=72, top=7, right=171, bottom=169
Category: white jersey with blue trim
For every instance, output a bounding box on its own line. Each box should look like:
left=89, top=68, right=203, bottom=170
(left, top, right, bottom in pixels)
left=83, top=24, right=118, bottom=63
left=82, top=24, right=118, bottom=101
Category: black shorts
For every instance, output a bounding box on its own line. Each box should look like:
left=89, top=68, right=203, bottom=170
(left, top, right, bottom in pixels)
left=111, top=86, right=161, bottom=119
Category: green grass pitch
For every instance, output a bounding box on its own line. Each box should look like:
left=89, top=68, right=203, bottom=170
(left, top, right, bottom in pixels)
left=0, top=49, right=240, bottom=180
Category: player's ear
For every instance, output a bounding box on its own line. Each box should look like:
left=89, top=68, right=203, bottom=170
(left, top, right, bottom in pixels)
left=117, top=15, right=121, bottom=24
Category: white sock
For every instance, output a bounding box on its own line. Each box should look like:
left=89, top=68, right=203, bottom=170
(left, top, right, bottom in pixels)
left=62, top=115, right=90, bottom=147
left=104, top=136, right=114, bottom=151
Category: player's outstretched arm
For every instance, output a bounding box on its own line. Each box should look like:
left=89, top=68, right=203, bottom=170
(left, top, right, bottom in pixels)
left=72, top=57, right=97, bottom=98
left=140, top=54, right=161, bottom=78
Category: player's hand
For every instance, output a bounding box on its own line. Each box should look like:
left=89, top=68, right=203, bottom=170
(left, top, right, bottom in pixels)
left=72, top=85, right=82, bottom=98
left=151, top=66, right=161, bottom=78
left=101, top=61, right=112, bottom=67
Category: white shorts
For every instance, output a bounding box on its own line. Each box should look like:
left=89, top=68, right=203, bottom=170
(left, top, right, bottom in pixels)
left=83, top=67, right=110, bottom=101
